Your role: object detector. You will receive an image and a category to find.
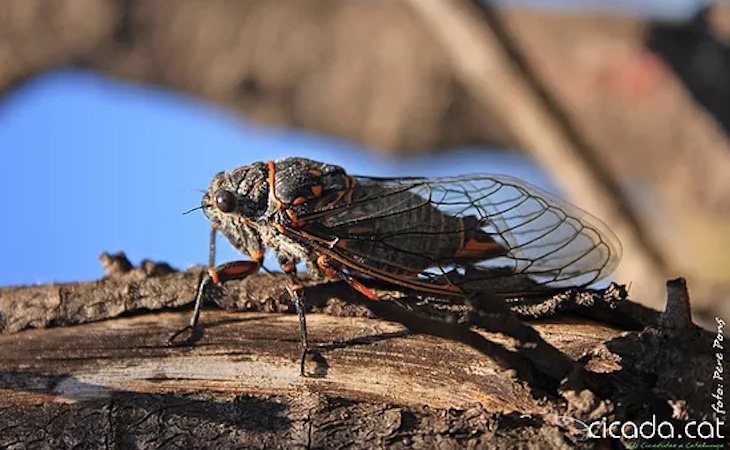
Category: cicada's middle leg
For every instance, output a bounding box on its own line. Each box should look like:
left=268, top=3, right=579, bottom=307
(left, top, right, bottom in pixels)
left=278, top=257, right=310, bottom=376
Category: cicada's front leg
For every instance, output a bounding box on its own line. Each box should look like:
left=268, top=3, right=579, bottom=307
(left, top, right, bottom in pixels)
left=278, top=256, right=309, bottom=376
left=170, top=227, right=263, bottom=343
left=169, top=260, right=262, bottom=344
left=194, top=261, right=262, bottom=324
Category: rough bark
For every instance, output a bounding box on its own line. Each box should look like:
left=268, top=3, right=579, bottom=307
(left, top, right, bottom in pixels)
left=0, top=256, right=724, bottom=448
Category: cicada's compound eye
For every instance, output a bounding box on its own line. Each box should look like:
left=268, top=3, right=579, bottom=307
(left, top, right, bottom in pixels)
left=214, top=189, right=236, bottom=213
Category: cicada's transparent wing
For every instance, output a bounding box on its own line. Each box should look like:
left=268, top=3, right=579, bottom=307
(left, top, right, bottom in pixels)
left=432, top=175, right=622, bottom=289
left=297, top=175, right=622, bottom=296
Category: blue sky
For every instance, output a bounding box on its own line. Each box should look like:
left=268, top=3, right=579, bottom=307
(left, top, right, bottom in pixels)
left=0, top=70, right=552, bottom=286
left=498, top=0, right=708, bottom=20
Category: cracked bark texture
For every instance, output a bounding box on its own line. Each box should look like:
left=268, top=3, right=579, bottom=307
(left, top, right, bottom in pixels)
left=0, top=257, right=724, bottom=449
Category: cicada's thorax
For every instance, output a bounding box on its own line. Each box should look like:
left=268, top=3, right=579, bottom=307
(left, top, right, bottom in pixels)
left=257, top=158, right=352, bottom=273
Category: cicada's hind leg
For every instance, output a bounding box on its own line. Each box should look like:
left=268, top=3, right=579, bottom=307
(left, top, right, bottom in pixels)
left=279, top=258, right=309, bottom=376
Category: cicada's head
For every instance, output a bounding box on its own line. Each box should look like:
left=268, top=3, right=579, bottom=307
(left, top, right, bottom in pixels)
left=202, top=162, right=270, bottom=252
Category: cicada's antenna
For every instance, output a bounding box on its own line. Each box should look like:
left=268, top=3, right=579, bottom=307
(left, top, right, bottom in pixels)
left=182, top=205, right=205, bottom=215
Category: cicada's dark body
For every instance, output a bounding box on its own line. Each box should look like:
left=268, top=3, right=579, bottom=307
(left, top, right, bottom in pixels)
left=186, top=157, right=622, bottom=374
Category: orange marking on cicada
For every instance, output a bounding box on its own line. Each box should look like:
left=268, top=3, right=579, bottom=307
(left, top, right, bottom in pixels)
left=348, top=278, right=379, bottom=301
left=286, top=209, right=302, bottom=227
left=293, top=196, right=308, bottom=206
left=281, top=262, right=297, bottom=274
left=316, top=255, right=338, bottom=280
left=248, top=247, right=264, bottom=263
left=208, top=268, right=221, bottom=284
left=266, top=160, right=284, bottom=210
left=326, top=177, right=356, bottom=209
left=223, top=263, right=258, bottom=277
left=316, top=254, right=379, bottom=300
left=311, top=185, right=323, bottom=197
left=454, top=238, right=501, bottom=258
left=308, top=169, right=322, bottom=177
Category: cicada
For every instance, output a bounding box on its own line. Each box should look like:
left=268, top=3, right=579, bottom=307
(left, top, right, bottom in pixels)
left=181, top=157, right=621, bottom=374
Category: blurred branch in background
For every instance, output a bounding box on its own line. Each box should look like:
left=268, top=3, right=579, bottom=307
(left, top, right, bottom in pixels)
left=405, top=0, right=672, bottom=316
left=0, top=0, right=728, bottom=324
